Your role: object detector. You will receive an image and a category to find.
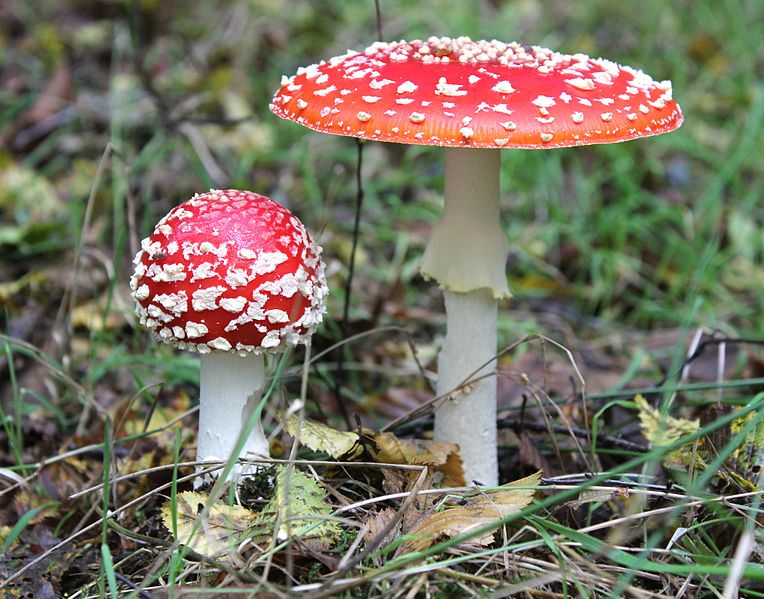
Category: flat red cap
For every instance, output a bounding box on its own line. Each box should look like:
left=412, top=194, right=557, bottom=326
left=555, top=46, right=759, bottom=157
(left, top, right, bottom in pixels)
left=130, top=189, right=327, bottom=354
left=271, top=37, right=682, bottom=149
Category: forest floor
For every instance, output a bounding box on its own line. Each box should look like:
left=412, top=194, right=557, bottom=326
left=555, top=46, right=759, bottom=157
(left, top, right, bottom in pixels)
left=2, top=1, right=764, bottom=597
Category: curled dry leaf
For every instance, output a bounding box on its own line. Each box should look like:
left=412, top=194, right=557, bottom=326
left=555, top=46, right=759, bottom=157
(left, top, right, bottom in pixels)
left=364, top=431, right=465, bottom=487
left=277, top=412, right=465, bottom=486
left=401, top=470, right=542, bottom=554
left=161, top=491, right=257, bottom=562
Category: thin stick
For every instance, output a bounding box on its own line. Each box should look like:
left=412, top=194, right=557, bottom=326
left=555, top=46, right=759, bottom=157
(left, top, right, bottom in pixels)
left=374, top=0, right=383, bottom=41
left=333, top=139, right=365, bottom=430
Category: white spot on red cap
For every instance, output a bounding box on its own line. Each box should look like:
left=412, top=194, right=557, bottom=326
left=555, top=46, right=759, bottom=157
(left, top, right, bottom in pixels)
left=397, top=80, right=418, bottom=94
left=313, top=85, right=336, bottom=97
left=491, top=80, right=515, bottom=94
left=492, top=104, right=513, bottom=115
left=533, top=95, right=557, bottom=109
left=369, top=78, right=395, bottom=89
left=186, top=322, right=208, bottom=339
left=435, top=77, right=467, bottom=97
left=565, top=77, right=595, bottom=91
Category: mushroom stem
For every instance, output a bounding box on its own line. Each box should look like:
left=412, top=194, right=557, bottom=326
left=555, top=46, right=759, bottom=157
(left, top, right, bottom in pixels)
left=197, top=352, right=268, bottom=483
left=420, top=148, right=509, bottom=298
left=434, top=290, right=498, bottom=485
left=423, top=147, right=507, bottom=487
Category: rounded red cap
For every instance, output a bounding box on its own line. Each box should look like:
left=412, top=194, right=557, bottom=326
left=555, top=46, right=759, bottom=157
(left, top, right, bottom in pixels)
left=271, top=37, right=683, bottom=149
left=130, top=189, right=327, bottom=354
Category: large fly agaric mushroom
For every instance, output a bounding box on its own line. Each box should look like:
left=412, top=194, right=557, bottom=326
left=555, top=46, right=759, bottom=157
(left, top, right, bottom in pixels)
left=130, top=189, right=327, bottom=481
left=270, top=37, right=683, bottom=486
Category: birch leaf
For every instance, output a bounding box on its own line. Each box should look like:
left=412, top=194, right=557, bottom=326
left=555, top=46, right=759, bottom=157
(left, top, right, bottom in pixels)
left=254, top=466, right=340, bottom=546
left=401, top=470, right=541, bottom=554
left=161, top=491, right=257, bottom=561
left=279, top=412, right=362, bottom=459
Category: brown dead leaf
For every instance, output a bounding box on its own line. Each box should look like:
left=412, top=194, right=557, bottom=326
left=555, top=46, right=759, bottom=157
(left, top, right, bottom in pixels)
left=363, top=507, right=400, bottom=549
left=381, top=467, right=407, bottom=496
left=518, top=432, right=553, bottom=474
left=364, top=431, right=465, bottom=487
left=401, top=471, right=542, bottom=554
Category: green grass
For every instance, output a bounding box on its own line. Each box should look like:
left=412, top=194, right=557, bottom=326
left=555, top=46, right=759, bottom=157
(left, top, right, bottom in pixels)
left=1, top=0, right=763, bottom=596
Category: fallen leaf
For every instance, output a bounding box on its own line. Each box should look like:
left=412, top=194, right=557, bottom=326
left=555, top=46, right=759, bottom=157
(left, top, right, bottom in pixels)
left=401, top=470, right=541, bottom=554
left=566, top=487, right=629, bottom=510
left=279, top=412, right=362, bottom=459
left=363, top=507, right=400, bottom=552
left=635, top=394, right=699, bottom=452
left=0, top=525, right=14, bottom=549
left=254, top=466, right=340, bottom=547
left=364, top=431, right=465, bottom=487
left=727, top=411, right=764, bottom=489
left=161, top=491, right=257, bottom=561
left=518, top=432, right=553, bottom=475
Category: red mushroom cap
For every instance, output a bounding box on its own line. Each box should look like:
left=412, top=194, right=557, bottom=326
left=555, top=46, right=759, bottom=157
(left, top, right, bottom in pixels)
left=271, top=37, right=683, bottom=149
left=130, top=189, right=327, bottom=355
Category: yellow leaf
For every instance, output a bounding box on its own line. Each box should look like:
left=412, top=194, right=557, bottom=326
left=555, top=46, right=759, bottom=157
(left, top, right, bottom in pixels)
left=365, top=431, right=465, bottom=487
left=0, top=525, right=14, bottom=549
left=402, top=471, right=541, bottom=554
left=635, top=394, right=699, bottom=448
left=279, top=413, right=362, bottom=459
left=161, top=492, right=257, bottom=561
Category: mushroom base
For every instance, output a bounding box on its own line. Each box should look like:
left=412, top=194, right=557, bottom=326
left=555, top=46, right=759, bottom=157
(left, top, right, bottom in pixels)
left=196, top=352, right=269, bottom=485
left=433, top=289, right=499, bottom=486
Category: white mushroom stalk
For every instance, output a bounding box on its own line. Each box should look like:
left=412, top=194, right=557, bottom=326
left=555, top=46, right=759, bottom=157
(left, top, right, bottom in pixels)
left=421, top=148, right=507, bottom=486
left=197, top=352, right=267, bottom=481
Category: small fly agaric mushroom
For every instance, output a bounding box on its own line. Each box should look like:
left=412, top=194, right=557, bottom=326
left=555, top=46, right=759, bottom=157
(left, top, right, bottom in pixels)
left=270, top=37, right=683, bottom=486
left=130, top=189, right=327, bottom=482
